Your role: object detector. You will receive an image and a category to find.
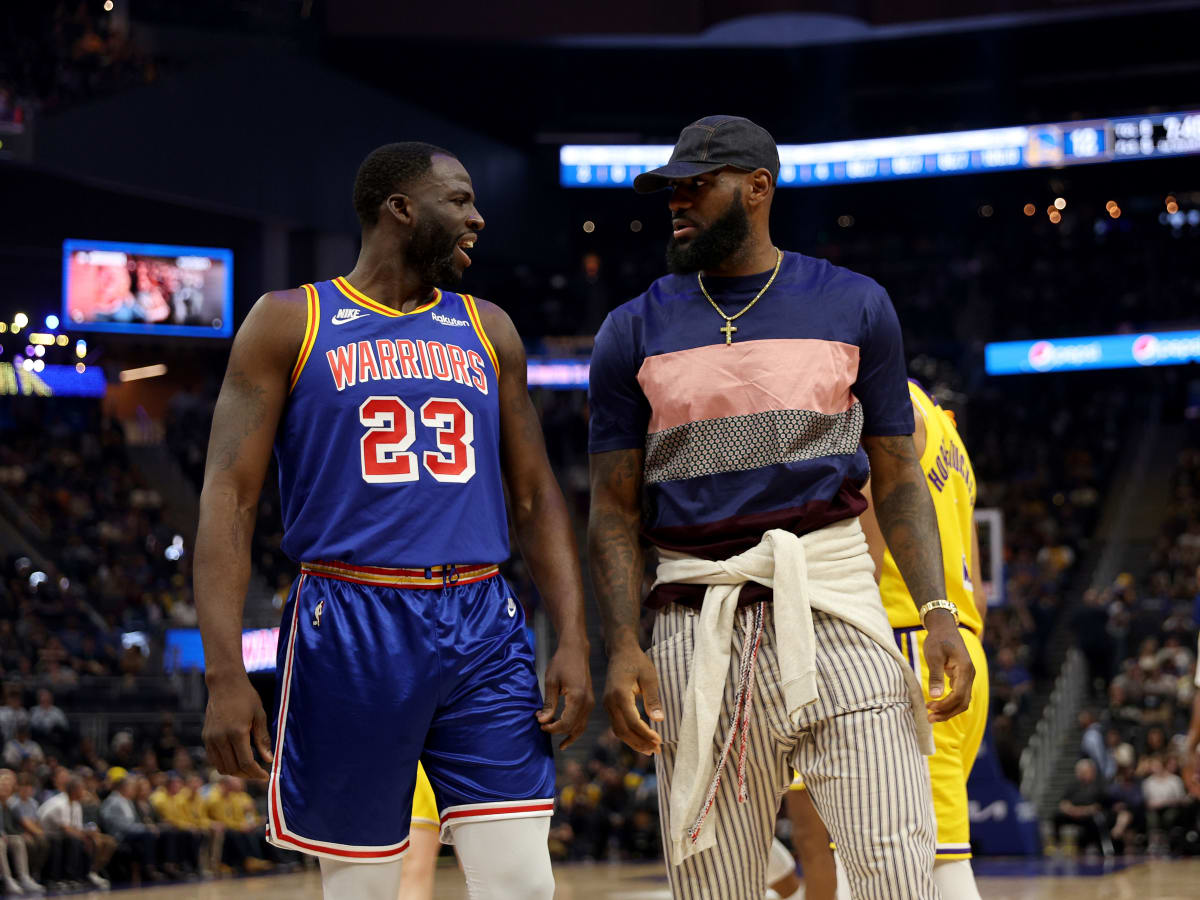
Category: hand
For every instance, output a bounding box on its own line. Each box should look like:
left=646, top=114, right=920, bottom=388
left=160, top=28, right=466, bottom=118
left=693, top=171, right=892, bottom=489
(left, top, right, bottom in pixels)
left=536, top=641, right=595, bottom=749
left=923, top=612, right=975, bottom=722
left=203, top=672, right=273, bottom=780
left=602, top=643, right=664, bottom=754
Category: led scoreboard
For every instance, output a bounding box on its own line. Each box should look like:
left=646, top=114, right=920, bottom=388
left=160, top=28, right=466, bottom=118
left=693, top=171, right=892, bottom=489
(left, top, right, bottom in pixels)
left=561, top=109, right=1200, bottom=188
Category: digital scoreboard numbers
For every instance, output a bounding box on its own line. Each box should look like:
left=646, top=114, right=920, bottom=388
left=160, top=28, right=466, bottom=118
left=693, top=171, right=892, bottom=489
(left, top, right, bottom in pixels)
left=561, top=109, right=1200, bottom=188
left=1112, top=111, right=1200, bottom=160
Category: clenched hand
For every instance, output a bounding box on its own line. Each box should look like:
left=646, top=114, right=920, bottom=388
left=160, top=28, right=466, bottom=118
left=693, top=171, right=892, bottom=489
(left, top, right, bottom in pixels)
left=923, top=611, right=975, bottom=723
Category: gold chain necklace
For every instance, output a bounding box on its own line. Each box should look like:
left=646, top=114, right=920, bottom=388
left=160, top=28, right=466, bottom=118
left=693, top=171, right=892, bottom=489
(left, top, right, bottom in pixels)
left=696, top=248, right=783, bottom=344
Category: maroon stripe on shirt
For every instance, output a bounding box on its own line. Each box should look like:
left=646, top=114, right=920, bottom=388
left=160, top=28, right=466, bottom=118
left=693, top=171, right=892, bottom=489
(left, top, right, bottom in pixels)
left=644, top=480, right=867, bottom=609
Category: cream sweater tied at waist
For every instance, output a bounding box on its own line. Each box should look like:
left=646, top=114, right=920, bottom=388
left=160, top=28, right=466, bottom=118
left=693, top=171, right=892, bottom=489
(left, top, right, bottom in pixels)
left=653, top=516, right=934, bottom=866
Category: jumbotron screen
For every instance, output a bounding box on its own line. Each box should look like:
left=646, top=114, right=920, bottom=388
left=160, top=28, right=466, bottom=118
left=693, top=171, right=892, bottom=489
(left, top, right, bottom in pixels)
left=63, top=239, right=233, bottom=338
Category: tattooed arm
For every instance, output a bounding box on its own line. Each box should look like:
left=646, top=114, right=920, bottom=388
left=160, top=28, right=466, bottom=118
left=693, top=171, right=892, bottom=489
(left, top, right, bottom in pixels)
left=195, top=289, right=306, bottom=779
left=588, top=448, right=663, bottom=754
left=863, top=433, right=975, bottom=722
left=477, top=300, right=593, bottom=748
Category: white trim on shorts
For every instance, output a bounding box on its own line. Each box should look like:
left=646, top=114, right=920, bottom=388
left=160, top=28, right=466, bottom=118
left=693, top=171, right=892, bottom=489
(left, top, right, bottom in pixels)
left=437, top=798, right=555, bottom=844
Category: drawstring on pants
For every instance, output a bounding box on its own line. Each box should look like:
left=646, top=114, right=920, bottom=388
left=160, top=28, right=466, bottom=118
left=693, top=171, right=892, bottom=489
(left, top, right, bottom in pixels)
left=688, top=601, right=766, bottom=844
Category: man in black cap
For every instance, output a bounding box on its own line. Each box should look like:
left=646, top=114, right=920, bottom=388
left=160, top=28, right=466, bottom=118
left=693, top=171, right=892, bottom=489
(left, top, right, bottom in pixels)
left=587, top=115, right=974, bottom=899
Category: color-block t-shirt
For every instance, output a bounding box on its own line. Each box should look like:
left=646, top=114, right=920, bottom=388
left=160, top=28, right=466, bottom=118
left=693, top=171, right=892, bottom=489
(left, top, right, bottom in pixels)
left=588, top=251, right=913, bottom=606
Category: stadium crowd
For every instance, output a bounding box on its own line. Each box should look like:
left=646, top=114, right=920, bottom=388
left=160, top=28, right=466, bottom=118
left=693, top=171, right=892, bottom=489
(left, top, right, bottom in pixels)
left=549, top=732, right=660, bottom=863
left=0, top=677, right=293, bottom=894
left=0, top=401, right=199, bottom=656
left=1055, top=429, right=1200, bottom=857
left=0, top=2, right=162, bottom=124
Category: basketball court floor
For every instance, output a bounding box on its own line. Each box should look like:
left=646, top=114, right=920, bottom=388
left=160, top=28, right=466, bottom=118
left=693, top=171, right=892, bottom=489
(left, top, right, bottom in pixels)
left=67, top=858, right=1200, bottom=899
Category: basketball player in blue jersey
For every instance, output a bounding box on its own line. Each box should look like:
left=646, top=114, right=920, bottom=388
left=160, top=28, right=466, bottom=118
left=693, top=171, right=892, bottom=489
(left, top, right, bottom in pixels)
left=193, top=143, right=592, bottom=900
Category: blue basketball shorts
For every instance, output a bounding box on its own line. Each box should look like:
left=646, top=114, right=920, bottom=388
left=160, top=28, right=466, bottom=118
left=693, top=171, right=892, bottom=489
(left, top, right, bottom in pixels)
left=265, top=560, right=556, bottom=863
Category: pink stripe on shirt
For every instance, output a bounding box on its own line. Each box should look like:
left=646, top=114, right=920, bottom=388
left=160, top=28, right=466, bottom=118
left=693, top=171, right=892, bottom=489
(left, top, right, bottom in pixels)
left=636, top=338, right=861, bottom=433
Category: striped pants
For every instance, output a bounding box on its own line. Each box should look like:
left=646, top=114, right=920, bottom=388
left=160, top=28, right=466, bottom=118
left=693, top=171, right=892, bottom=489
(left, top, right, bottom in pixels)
left=650, top=603, right=938, bottom=900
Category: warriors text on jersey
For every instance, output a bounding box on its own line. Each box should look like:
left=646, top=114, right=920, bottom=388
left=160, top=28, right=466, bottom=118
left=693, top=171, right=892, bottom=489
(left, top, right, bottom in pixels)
left=878, top=381, right=982, bottom=635
left=274, top=277, right=508, bottom=567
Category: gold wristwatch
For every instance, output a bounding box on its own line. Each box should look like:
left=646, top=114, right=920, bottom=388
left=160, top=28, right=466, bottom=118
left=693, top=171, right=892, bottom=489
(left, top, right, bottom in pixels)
left=918, top=599, right=959, bottom=627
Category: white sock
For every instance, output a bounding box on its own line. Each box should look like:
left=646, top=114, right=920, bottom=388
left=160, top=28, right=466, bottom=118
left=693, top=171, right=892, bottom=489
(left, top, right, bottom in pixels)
left=451, top=816, right=554, bottom=900
left=933, top=858, right=982, bottom=900
left=319, top=855, right=404, bottom=900
left=767, top=836, right=796, bottom=884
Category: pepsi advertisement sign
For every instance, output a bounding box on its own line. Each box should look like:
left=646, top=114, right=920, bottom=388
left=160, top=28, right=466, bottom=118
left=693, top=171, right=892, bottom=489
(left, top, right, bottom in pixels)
left=986, top=330, right=1200, bottom=375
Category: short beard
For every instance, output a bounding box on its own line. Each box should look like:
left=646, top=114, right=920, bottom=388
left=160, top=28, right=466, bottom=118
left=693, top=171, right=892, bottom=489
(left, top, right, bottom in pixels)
left=665, top=192, right=751, bottom=275
left=408, top=218, right=462, bottom=286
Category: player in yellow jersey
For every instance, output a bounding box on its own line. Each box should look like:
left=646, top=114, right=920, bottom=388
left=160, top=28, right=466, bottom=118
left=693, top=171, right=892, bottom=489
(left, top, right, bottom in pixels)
left=774, top=381, right=990, bottom=900
left=398, top=763, right=440, bottom=900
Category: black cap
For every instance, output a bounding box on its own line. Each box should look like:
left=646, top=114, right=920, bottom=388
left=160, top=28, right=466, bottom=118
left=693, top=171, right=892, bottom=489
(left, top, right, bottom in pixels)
left=633, top=115, right=780, bottom=194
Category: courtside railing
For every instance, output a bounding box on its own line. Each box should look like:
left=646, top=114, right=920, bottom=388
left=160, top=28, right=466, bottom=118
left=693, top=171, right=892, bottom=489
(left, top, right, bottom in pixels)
left=1019, top=649, right=1086, bottom=815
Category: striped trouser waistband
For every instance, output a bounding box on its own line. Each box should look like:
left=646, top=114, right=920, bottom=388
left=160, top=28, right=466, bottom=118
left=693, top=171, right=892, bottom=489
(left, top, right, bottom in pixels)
left=299, top=560, right=499, bottom=589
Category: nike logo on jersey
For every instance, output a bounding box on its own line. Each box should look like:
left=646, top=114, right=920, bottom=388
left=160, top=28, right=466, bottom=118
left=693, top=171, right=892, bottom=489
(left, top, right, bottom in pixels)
left=432, top=312, right=471, bottom=327
left=330, top=308, right=368, bottom=325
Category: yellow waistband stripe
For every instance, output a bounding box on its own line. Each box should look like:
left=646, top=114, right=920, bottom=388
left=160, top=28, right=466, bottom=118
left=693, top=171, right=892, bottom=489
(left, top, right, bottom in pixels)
left=300, top=560, right=499, bottom=589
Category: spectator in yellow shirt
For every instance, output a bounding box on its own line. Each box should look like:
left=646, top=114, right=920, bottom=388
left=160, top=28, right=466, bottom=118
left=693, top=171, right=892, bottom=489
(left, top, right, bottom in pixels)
left=184, top=774, right=222, bottom=874
left=204, top=777, right=270, bottom=873
left=149, top=775, right=204, bottom=874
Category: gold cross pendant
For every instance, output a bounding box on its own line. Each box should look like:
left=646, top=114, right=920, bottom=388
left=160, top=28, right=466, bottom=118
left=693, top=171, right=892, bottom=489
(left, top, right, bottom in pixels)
left=720, top=321, right=737, bottom=344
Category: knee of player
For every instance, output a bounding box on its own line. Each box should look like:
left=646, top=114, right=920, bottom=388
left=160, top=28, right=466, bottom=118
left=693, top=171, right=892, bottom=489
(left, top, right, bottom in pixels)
left=458, top=834, right=554, bottom=900
left=490, top=860, right=554, bottom=900
left=524, top=865, right=556, bottom=900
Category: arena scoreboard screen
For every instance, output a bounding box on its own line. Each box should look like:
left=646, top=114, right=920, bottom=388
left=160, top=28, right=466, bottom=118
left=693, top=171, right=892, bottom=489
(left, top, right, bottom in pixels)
left=560, top=109, right=1200, bottom=188
left=164, top=626, right=279, bottom=673
left=63, top=239, right=234, bottom=338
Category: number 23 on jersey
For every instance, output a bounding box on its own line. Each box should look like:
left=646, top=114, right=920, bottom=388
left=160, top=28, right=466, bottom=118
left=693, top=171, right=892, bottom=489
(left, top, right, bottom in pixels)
left=358, top=395, right=476, bottom=485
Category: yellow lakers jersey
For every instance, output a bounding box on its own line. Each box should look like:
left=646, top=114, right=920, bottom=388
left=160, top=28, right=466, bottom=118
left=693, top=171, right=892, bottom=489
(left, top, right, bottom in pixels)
left=879, top=382, right=982, bottom=635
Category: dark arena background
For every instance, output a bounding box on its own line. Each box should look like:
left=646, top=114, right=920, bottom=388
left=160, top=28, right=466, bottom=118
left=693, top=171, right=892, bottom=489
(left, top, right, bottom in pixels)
left=1, top=1, right=1199, bottom=897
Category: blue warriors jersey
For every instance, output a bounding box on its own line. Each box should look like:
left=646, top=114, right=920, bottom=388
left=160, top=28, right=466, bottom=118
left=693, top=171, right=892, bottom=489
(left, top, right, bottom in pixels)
left=274, top=277, right=509, bottom=567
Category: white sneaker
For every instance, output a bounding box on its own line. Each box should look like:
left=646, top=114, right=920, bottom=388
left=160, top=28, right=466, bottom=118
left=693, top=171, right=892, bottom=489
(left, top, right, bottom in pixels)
left=86, top=872, right=111, bottom=890
left=18, top=877, right=44, bottom=894
left=3, top=875, right=25, bottom=894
